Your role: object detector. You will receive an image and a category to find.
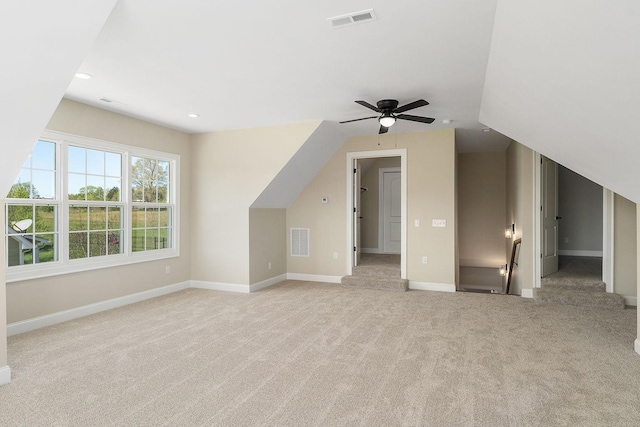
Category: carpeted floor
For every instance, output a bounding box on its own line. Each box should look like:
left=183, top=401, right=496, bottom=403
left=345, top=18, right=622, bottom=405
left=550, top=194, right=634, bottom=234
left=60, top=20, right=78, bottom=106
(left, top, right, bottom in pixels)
left=1, top=281, right=639, bottom=426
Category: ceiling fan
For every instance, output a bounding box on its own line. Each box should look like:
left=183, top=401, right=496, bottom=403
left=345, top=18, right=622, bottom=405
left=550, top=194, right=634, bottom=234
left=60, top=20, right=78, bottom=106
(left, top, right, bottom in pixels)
left=340, top=99, right=435, bottom=134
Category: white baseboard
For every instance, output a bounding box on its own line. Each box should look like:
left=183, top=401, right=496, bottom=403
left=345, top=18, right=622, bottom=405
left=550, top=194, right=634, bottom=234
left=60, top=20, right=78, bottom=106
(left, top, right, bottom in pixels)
left=250, top=274, right=287, bottom=292
left=557, top=250, right=603, bottom=257
left=623, top=296, right=637, bottom=307
left=361, top=248, right=381, bottom=254
left=7, top=281, right=190, bottom=337
left=635, top=339, right=640, bottom=356
left=286, top=273, right=342, bottom=284
left=0, top=365, right=11, bottom=386
left=409, top=281, right=456, bottom=293
left=521, top=289, right=534, bottom=298
left=190, top=280, right=250, bottom=293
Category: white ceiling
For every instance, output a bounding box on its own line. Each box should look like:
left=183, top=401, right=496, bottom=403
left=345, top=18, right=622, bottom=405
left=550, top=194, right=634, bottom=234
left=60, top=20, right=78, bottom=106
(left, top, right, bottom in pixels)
left=64, top=0, right=511, bottom=151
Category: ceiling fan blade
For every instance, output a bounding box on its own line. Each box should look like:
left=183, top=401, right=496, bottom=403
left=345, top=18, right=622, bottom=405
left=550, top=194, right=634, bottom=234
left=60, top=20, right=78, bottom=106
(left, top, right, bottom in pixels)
left=339, top=116, right=378, bottom=124
left=355, top=100, right=382, bottom=113
left=395, top=99, right=429, bottom=113
left=397, top=114, right=435, bottom=124
left=379, top=125, right=389, bottom=134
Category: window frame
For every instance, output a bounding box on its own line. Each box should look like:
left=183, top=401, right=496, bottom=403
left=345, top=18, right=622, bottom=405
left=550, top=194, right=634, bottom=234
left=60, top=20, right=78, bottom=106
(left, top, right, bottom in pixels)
left=5, top=130, right=180, bottom=283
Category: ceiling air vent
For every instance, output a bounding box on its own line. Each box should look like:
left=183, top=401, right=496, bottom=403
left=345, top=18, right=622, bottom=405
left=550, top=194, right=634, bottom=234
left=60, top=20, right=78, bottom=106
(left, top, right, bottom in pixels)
left=328, top=9, right=377, bottom=28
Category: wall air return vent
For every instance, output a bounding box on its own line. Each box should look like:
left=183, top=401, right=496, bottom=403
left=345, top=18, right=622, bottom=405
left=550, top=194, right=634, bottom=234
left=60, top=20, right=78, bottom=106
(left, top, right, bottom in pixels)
left=327, top=9, right=377, bottom=28
left=290, top=228, right=310, bottom=257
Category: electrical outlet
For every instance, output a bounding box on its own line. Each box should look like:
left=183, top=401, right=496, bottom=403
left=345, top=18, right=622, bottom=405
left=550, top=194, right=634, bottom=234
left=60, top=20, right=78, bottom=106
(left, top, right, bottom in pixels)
left=422, top=256, right=428, bottom=264
left=165, top=265, right=171, bottom=274
left=564, top=237, right=569, bottom=243
left=414, top=219, right=420, bottom=227
left=333, top=252, right=338, bottom=259
left=268, top=262, right=272, bottom=270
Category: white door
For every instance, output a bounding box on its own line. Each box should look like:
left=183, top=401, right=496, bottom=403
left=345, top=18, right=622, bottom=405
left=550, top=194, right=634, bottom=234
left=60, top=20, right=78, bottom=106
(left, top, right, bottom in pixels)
left=383, top=171, right=401, bottom=253
left=353, top=160, right=362, bottom=266
left=542, top=156, right=559, bottom=276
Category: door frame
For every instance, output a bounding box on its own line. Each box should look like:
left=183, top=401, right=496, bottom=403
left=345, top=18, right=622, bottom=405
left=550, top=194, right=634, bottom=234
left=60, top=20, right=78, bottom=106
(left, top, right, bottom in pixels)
left=534, top=152, right=614, bottom=291
left=346, top=149, right=407, bottom=279
left=378, top=167, right=401, bottom=254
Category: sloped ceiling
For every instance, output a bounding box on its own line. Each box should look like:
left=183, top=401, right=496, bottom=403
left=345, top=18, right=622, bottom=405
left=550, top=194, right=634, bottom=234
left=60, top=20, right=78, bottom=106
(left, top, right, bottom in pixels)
left=480, top=0, right=640, bottom=202
left=0, top=1, right=118, bottom=195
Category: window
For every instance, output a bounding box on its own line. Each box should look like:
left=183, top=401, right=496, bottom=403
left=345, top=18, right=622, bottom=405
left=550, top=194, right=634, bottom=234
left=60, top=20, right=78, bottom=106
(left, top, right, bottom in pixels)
left=4, top=131, right=179, bottom=281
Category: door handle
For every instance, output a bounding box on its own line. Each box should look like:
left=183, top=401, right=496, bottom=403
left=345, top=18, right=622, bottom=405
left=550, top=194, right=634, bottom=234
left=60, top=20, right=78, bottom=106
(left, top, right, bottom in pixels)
left=555, top=216, right=562, bottom=220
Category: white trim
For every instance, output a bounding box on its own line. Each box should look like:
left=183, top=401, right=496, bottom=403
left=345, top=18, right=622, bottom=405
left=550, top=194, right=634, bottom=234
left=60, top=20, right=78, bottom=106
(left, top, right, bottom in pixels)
left=623, top=296, right=637, bottom=307
left=521, top=288, right=534, bottom=298
left=190, top=280, right=250, bottom=293
left=602, top=188, right=615, bottom=293
left=0, top=365, right=11, bottom=386
left=361, top=248, right=382, bottom=254
left=286, top=273, right=342, bottom=283
left=250, top=274, right=287, bottom=292
left=347, top=149, right=407, bottom=279
left=534, top=152, right=542, bottom=289
left=409, top=281, right=456, bottom=293
left=635, top=339, right=640, bottom=356
left=557, top=250, right=604, bottom=257
left=7, top=281, right=190, bottom=336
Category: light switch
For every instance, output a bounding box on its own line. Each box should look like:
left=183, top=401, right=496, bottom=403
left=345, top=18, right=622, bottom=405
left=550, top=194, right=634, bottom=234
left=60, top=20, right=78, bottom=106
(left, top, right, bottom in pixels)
left=414, top=219, right=420, bottom=227
left=432, top=219, right=446, bottom=227
left=321, top=197, right=328, bottom=204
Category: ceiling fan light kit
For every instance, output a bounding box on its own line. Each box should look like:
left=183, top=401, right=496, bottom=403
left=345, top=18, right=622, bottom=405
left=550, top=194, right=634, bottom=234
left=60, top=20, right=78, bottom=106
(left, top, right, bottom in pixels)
left=340, top=98, right=435, bottom=134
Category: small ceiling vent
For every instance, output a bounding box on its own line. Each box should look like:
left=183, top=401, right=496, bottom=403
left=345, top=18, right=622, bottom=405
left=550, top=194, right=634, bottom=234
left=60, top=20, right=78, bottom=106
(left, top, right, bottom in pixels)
left=328, top=9, right=377, bottom=28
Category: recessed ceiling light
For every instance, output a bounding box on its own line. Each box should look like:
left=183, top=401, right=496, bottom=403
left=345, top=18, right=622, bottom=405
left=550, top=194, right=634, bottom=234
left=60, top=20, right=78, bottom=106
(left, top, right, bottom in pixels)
left=187, top=113, right=200, bottom=118
left=75, top=72, right=93, bottom=80
left=442, top=119, right=452, bottom=124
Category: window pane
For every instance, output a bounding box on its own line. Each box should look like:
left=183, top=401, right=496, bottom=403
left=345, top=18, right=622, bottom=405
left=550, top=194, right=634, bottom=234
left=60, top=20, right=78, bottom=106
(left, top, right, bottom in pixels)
left=35, top=233, right=57, bottom=264
left=7, top=176, right=30, bottom=199
left=89, top=207, right=106, bottom=230
left=86, top=175, right=105, bottom=201
left=68, top=173, right=86, bottom=200
left=159, top=207, right=170, bottom=227
left=159, top=228, right=170, bottom=249
left=146, top=208, right=159, bottom=227
left=132, top=229, right=145, bottom=252
left=35, top=205, right=56, bottom=233
left=132, top=207, right=145, bottom=228
left=105, top=178, right=121, bottom=201
left=105, top=152, right=121, bottom=177
left=31, top=170, right=55, bottom=199
left=7, top=205, right=33, bottom=231
left=146, top=228, right=158, bottom=250
left=108, top=231, right=121, bottom=255
left=32, top=141, right=55, bottom=171
left=89, top=231, right=106, bottom=257
left=69, top=206, right=88, bottom=231
left=87, top=149, right=105, bottom=175
left=108, top=207, right=122, bottom=230
left=69, top=232, right=88, bottom=259
left=68, top=146, right=85, bottom=173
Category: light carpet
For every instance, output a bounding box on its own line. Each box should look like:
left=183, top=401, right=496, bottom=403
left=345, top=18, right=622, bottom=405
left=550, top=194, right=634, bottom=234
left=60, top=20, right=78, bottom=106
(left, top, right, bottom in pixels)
left=1, top=281, right=639, bottom=426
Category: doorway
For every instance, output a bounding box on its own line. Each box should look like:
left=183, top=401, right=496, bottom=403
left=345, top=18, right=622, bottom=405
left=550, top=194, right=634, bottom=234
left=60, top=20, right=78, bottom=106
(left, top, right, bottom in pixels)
left=536, top=155, right=612, bottom=289
left=346, top=149, right=407, bottom=279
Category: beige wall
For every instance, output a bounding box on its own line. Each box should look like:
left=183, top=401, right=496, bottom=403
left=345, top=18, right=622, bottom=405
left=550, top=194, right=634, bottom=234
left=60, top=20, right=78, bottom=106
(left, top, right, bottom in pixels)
left=249, top=208, right=286, bottom=284
left=614, top=194, right=637, bottom=299
left=637, top=208, right=640, bottom=352
left=6, top=99, right=192, bottom=323
left=287, top=129, right=456, bottom=285
left=505, top=141, right=535, bottom=295
left=458, top=151, right=506, bottom=267
left=360, top=157, right=401, bottom=250
left=189, top=122, right=320, bottom=286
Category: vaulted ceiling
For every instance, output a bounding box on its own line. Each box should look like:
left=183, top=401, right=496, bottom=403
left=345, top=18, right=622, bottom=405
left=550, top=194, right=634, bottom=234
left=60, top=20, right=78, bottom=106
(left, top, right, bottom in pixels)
left=2, top=0, right=639, bottom=201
